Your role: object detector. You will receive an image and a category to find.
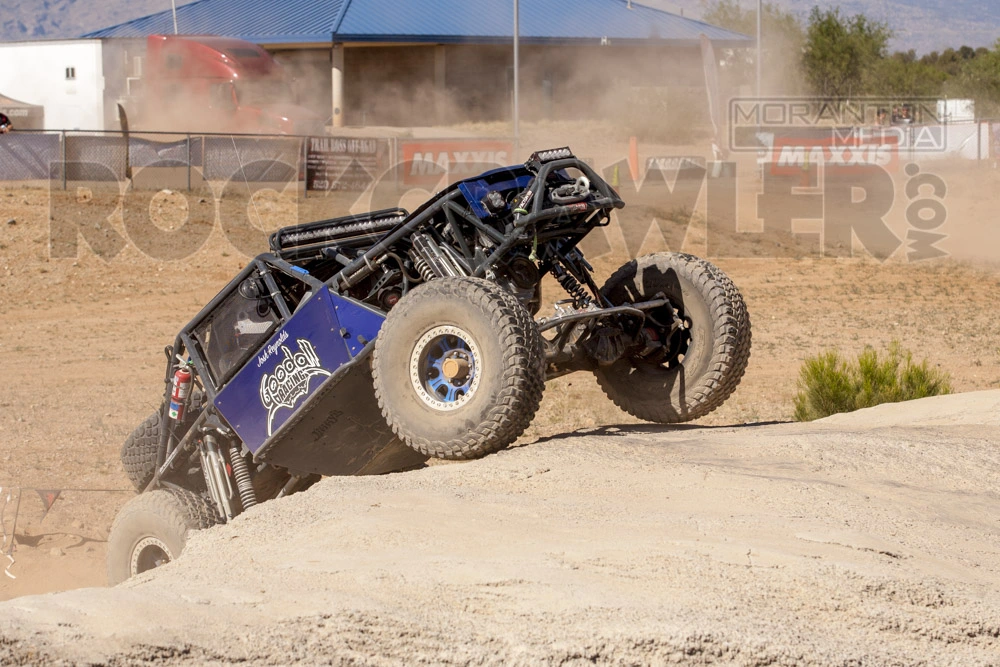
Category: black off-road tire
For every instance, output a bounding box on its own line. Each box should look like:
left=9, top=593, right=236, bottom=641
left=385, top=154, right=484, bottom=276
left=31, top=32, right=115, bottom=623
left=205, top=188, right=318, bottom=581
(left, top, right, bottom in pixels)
left=106, top=487, right=219, bottom=586
left=121, top=410, right=162, bottom=491
left=595, top=252, right=751, bottom=423
left=372, top=277, right=545, bottom=460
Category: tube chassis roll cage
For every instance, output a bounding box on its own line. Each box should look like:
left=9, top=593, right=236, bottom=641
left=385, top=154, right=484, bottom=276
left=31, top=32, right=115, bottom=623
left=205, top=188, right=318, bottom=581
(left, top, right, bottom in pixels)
left=331, top=158, right=623, bottom=290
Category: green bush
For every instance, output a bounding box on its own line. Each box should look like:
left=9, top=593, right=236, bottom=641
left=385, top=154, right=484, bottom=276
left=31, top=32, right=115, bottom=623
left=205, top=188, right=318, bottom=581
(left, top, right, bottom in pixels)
left=793, top=342, right=952, bottom=421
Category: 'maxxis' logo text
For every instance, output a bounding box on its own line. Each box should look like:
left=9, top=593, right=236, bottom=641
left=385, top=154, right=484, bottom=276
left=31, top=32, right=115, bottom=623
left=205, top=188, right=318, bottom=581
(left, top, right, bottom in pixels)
left=769, top=130, right=900, bottom=174
left=259, top=338, right=331, bottom=435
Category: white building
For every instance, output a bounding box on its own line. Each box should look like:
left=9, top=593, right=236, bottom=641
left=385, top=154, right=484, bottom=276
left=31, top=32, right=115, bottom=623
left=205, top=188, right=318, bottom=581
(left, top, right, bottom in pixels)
left=0, top=39, right=106, bottom=131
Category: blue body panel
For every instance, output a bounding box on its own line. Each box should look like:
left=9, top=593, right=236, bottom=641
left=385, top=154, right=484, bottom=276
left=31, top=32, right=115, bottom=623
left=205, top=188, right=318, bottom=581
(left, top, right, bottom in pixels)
left=458, top=171, right=534, bottom=220
left=329, top=293, right=389, bottom=356
left=214, top=286, right=385, bottom=455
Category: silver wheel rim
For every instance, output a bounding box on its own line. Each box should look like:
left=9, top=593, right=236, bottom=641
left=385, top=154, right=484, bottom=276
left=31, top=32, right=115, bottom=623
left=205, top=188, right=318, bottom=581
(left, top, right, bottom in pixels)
left=409, top=325, right=482, bottom=411
left=130, top=536, right=172, bottom=577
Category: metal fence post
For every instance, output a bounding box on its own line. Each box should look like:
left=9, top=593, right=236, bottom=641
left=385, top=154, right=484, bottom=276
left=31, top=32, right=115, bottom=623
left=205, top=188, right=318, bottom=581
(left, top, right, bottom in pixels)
left=392, top=136, right=400, bottom=192
left=301, top=137, right=308, bottom=199
left=187, top=134, right=192, bottom=191
left=61, top=130, right=67, bottom=190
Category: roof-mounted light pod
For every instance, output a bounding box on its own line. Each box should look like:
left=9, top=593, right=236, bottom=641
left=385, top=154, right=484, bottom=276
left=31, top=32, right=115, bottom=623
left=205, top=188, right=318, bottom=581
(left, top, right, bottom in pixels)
left=525, top=147, right=575, bottom=173
left=532, top=147, right=574, bottom=163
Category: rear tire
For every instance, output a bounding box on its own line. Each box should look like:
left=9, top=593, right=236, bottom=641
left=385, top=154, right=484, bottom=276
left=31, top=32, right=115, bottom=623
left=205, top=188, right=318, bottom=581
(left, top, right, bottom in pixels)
left=372, top=277, right=545, bottom=460
left=120, top=410, right=162, bottom=491
left=106, top=487, right=218, bottom=586
left=595, top=252, right=751, bottom=423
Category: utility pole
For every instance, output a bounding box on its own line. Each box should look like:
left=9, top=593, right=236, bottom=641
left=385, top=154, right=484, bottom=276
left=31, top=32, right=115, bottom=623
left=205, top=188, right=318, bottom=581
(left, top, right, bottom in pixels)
left=171, top=0, right=179, bottom=34
left=756, top=0, right=762, bottom=98
left=513, top=0, right=520, bottom=160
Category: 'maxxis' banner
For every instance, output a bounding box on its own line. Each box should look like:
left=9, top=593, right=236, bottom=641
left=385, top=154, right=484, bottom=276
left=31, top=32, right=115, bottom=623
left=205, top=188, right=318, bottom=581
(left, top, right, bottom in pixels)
left=766, top=128, right=901, bottom=175
left=399, top=139, right=513, bottom=186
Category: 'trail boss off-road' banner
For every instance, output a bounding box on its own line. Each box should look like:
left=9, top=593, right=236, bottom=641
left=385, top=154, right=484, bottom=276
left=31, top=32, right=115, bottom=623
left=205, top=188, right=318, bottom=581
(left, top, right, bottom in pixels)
left=305, top=137, right=391, bottom=192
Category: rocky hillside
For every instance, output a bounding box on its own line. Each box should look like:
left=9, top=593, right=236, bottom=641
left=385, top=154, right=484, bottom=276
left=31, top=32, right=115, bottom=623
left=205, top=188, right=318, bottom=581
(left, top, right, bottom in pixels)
left=0, top=0, right=199, bottom=42
left=650, top=0, right=998, bottom=54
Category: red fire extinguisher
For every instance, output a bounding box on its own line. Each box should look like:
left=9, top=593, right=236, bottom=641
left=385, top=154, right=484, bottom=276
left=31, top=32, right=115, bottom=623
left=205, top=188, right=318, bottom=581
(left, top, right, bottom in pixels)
left=168, top=366, right=192, bottom=421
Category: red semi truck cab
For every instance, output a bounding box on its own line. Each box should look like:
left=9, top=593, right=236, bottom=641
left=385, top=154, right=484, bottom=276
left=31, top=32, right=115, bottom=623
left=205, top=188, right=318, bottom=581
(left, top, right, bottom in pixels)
left=138, top=35, right=322, bottom=135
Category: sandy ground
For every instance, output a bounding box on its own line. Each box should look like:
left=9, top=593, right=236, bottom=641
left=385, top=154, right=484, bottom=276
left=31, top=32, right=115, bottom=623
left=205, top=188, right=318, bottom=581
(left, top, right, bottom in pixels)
left=0, top=128, right=999, bottom=662
left=0, top=392, right=999, bottom=664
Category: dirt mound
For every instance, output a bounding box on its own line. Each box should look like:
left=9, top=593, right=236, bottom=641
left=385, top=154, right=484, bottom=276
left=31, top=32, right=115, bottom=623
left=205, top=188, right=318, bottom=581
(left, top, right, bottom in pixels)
left=2, top=391, right=999, bottom=665
left=817, top=389, right=1000, bottom=428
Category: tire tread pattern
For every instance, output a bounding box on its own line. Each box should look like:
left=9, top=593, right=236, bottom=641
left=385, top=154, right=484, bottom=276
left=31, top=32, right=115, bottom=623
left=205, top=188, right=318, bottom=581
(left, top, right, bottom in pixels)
left=597, top=252, right=751, bottom=423
left=120, top=410, right=162, bottom=491
left=373, top=277, right=545, bottom=460
left=106, top=487, right=218, bottom=585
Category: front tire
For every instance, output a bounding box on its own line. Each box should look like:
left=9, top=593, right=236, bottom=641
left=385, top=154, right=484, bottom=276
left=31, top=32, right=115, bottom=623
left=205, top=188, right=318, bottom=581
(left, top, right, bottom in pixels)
left=372, top=277, right=545, bottom=460
left=106, top=487, right=218, bottom=585
left=595, top=252, right=751, bottom=423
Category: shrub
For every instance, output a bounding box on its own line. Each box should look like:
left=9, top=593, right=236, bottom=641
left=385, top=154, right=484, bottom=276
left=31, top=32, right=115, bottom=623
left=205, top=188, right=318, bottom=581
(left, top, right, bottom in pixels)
left=793, top=342, right=952, bottom=421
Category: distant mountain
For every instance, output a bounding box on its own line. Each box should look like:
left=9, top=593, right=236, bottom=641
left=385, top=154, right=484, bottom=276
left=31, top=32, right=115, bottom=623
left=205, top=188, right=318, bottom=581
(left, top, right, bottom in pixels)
left=644, top=0, right=999, bottom=54
left=0, top=0, right=996, bottom=55
left=0, top=0, right=200, bottom=42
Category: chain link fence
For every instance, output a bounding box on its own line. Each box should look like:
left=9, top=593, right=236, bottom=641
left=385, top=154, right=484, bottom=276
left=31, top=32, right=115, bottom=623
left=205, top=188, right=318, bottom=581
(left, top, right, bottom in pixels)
left=0, top=131, right=60, bottom=180
left=0, top=130, right=308, bottom=188
left=0, top=125, right=995, bottom=192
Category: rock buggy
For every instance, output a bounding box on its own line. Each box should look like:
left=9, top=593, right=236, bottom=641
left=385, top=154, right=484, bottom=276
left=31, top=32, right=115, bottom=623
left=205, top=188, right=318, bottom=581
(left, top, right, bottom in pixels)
left=108, top=148, right=751, bottom=583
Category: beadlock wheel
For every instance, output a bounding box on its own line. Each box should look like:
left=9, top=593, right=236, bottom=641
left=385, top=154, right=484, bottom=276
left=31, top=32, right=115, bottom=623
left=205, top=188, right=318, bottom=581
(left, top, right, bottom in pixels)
left=409, top=325, right=483, bottom=411
left=130, top=535, right=171, bottom=577
left=372, top=277, right=545, bottom=460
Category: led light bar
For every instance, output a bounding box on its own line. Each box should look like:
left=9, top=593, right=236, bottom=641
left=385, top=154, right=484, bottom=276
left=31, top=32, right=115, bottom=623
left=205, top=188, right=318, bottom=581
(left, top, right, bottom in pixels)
left=530, top=147, right=574, bottom=164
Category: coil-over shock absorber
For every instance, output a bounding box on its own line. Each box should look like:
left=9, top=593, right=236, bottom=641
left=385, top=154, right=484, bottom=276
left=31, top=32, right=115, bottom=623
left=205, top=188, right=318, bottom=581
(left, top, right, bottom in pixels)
left=229, top=445, right=257, bottom=511
left=412, top=255, right=436, bottom=282
left=410, top=232, right=467, bottom=282
left=551, top=257, right=593, bottom=309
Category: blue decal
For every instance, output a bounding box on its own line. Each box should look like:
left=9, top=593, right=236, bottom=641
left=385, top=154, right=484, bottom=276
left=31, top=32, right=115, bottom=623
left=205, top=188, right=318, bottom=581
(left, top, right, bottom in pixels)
left=258, top=338, right=332, bottom=436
